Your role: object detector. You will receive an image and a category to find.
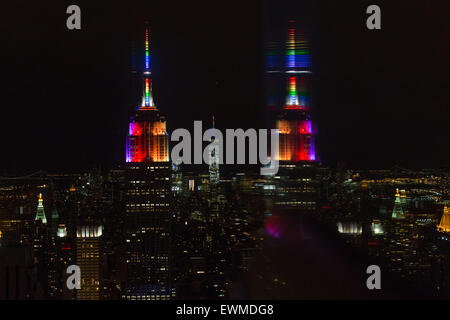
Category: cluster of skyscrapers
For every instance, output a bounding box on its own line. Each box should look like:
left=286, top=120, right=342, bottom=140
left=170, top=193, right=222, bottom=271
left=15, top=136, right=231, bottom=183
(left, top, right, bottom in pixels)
left=0, top=17, right=449, bottom=300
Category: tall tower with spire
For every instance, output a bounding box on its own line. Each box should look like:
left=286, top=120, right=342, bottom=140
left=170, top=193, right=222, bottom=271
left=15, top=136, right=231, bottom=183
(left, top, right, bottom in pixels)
left=209, top=116, right=220, bottom=184
left=392, top=188, right=405, bottom=219
left=437, top=204, right=450, bottom=233
left=276, top=20, right=316, bottom=162
left=35, top=193, right=47, bottom=224
left=265, top=19, right=319, bottom=215
left=123, top=23, right=172, bottom=301
left=126, top=24, right=169, bottom=163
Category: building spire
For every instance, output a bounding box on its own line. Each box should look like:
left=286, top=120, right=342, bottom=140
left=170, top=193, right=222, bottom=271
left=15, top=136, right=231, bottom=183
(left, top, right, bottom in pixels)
left=139, top=23, right=156, bottom=110
left=392, top=188, right=405, bottom=219
left=35, top=193, right=47, bottom=224
left=286, top=20, right=297, bottom=70
left=286, top=19, right=311, bottom=71
left=437, top=204, right=450, bottom=233
left=286, top=76, right=300, bottom=107
left=284, top=22, right=310, bottom=110
left=145, top=25, right=150, bottom=72
left=209, top=115, right=219, bottom=183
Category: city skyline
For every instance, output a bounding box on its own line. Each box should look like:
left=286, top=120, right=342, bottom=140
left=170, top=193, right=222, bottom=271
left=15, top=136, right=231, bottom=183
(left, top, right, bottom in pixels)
left=1, top=0, right=448, bottom=174
left=0, top=0, right=449, bottom=304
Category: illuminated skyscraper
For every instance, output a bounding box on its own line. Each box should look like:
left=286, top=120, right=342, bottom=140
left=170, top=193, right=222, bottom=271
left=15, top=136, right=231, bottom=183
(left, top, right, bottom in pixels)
left=76, top=225, right=102, bottom=300
left=437, top=204, right=450, bottom=233
left=392, top=188, right=405, bottom=219
left=265, top=20, right=319, bottom=215
left=35, top=193, right=47, bottom=224
left=126, top=25, right=169, bottom=163
left=276, top=21, right=316, bottom=162
left=209, top=116, right=220, bottom=184
left=123, top=23, right=172, bottom=300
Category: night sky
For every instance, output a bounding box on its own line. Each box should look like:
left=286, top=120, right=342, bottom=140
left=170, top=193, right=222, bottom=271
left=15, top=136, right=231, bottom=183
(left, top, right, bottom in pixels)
left=0, top=0, right=448, bottom=174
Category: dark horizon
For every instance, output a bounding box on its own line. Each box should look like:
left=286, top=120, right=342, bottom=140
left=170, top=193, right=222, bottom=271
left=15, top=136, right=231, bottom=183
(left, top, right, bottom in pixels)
left=1, top=0, right=449, bottom=174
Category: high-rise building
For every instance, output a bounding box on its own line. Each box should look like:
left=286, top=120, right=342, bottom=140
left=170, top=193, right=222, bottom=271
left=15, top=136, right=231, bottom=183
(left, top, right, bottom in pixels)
left=392, top=188, right=405, bottom=219
left=437, top=204, right=450, bottom=233
left=276, top=21, right=316, bottom=162
left=209, top=116, right=220, bottom=185
left=76, top=225, right=102, bottom=300
left=35, top=193, right=47, bottom=224
left=126, top=25, right=169, bottom=164
left=265, top=20, right=319, bottom=215
left=123, top=23, right=172, bottom=300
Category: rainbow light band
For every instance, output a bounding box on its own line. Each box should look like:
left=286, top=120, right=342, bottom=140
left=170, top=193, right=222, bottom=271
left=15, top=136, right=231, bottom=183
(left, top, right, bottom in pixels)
left=286, top=28, right=310, bottom=69
left=145, top=28, right=150, bottom=70
left=145, top=78, right=150, bottom=106
left=139, top=26, right=155, bottom=111
left=285, top=23, right=317, bottom=162
left=288, top=76, right=298, bottom=105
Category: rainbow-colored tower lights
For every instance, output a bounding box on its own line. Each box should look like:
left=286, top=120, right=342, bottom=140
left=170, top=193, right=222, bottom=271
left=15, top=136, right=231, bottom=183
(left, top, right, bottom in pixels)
left=285, top=76, right=309, bottom=110
left=126, top=24, right=169, bottom=163
left=286, top=22, right=311, bottom=70
left=287, top=76, right=299, bottom=106
left=140, top=25, right=156, bottom=111
left=284, top=22, right=311, bottom=110
left=276, top=20, right=317, bottom=162
left=145, top=28, right=150, bottom=70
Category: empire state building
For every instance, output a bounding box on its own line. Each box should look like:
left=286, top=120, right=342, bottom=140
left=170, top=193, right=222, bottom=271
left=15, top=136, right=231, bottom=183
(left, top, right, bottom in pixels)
left=265, top=18, right=319, bottom=216
left=123, top=23, right=172, bottom=300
